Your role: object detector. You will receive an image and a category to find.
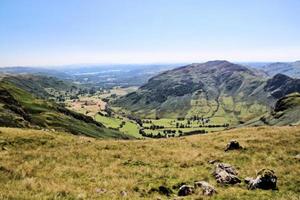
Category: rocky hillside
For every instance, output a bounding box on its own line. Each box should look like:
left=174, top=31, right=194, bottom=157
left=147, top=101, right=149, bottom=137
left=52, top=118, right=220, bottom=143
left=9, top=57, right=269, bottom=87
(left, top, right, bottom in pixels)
left=264, top=74, right=300, bottom=99
left=0, top=80, right=129, bottom=139
left=247, top=93, right=300, bottom=126
left=115, top=61, right=300, bottom=124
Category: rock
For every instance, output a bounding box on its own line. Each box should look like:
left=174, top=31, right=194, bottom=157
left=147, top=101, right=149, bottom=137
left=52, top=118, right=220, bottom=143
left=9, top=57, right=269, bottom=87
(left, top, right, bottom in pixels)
left=245, top=169, right=277, bottom=190
left=120, top=191, right=127, bottom=196
left=194, top=181, right=217, bottom=196
left=225, top=140, right=243, bottom=151
left=95, top=188, right=106, bottom=194
left=178, top=185, right=194, bottom=196
left=158, top=186, right=172, bottom=196
left=294, top=154, right=300, bottom=160
left=149, top=185, right=173, bottom=196
left=213, top=163, right=241, bottom=184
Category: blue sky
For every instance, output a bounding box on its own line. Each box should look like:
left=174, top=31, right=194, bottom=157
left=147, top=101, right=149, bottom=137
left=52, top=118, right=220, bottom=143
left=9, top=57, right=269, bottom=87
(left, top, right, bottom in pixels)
left=0, top=0, right=299, bottom=66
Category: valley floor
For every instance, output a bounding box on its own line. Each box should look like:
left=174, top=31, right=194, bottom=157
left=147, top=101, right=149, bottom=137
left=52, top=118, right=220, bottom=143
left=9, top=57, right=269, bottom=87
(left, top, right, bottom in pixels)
left=0, top=126, right=299, bottom=199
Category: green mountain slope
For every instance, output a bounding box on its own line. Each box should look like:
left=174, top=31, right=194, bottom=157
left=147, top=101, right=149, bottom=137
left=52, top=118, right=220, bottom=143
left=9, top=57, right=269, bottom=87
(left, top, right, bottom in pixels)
left=0, top=74, right=79, bottom=100
left=247, top=93, right=300, bottom=126
left=115, top=61, right=300, bottom=125
left=0, top=79, right=130, bottom=139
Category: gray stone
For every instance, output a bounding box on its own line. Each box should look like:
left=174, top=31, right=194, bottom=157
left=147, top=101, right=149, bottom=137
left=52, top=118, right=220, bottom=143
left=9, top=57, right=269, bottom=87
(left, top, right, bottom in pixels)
left=213, top=163, right=241, bottom=184
left=245, top=169, right=277, bottom=190
left=194, top=181, right=217, bottom=196
left=178, top=185, right=194, bottom=196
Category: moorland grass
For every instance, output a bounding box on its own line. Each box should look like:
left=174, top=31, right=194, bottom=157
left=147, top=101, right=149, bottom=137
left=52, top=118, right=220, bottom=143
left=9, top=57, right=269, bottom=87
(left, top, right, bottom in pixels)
left=0, top=126, right=299, bottom=199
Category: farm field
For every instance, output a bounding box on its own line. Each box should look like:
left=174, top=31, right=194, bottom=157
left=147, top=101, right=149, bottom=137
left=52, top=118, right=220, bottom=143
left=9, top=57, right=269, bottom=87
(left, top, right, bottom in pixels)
left=65, top=96, right=106, bottom=117
left=98, top=86, right=138, bottom=99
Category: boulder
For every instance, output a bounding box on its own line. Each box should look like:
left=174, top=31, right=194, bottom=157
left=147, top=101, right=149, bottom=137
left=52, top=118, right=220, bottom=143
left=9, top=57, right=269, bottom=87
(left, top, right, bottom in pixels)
left=225, top=140, right=243, bottom=151
left=213, top=163, right=241, bottom=184
left=178, top=185, right=194, bottom=196
left=148, top=185, right=173, bottom=196
left=158, top=186, right=172, bottom=196
left=194, top=181, right=217, bottom=196
left=245, top=169, right=277, bottom=190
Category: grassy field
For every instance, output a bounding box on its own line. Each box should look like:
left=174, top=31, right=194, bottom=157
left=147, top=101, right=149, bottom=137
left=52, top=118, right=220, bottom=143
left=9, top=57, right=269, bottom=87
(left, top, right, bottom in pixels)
left=94, top=114, right=142, bottom=138
left=99, top=87, right=138, bottom=99
left=0, top=126, right=299, bottom=199
left=119, top=121, right=142, bottom=138
left=65, top=96, right=106, bottom=117
left=95, top=114, right=123, bottom=129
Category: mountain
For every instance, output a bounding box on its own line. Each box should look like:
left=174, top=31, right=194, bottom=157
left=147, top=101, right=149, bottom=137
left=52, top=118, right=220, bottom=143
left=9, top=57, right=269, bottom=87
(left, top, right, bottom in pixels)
left=257, top=61, right=300, bottom=78
left=246, top=93, right=300, bottom=126
left=0, top=74, right=79, bottom=99
left=0, top=64, right=180, bottom=88
left=0, top=78, right=129, bottom=139
left=0, top=66, right=72, bottom=79
left=114, top=61, right=300, bottom=124
left=264, top=73, right=300, bottom=99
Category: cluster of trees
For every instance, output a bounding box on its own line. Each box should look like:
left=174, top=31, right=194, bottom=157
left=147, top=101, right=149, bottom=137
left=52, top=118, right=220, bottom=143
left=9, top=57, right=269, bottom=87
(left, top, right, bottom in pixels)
left=127, top=115, right=143, bottom=126
left=119, top=121, right=126, bottom=129
left=163, top=129, right=177, bottom=134
left=144, top=125, right=165, bottom=130
left=176, top=122, right=191, bottom=128
left=142, top=120, right=153, bottom=123
left=199, top=123, right=229, bottom=128
left=139, top=129, right=166, bottom=138
left=180, top=130, right=207, bottom=136
left=139, top=128, right=207, bottom=138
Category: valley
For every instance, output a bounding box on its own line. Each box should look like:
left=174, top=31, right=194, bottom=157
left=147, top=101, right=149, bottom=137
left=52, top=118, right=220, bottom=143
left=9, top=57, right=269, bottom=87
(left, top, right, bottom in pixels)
left=0, top=60, right=300, bottom=200
left=1, top=61, right=300, bottom=140
left=1, top=2, right=299, bottom=199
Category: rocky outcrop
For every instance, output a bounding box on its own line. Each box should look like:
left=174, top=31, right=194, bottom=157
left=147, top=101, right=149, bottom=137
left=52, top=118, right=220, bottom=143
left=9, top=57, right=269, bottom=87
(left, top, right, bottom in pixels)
left=245, top=169, right=277, bottom=190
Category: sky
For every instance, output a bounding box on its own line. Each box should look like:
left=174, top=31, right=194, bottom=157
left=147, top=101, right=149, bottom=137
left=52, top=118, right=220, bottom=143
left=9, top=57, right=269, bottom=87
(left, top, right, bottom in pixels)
left=0, top=0, right=300, bottom=66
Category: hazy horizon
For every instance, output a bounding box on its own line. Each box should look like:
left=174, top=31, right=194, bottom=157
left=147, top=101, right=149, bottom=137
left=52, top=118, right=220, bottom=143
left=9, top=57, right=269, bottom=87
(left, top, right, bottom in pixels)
left=1, top=0, right=299, bottom=66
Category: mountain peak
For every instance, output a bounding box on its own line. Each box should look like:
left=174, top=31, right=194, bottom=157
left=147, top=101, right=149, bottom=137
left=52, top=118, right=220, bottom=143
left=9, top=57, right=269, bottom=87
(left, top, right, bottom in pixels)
left=272, top=73, right=291, bottom=81
left=205, top=60, right=231, bottom=65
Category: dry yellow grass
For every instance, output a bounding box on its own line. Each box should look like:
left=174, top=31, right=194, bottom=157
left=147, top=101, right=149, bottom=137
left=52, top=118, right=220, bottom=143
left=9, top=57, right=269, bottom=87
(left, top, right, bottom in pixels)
left=0, top=126, right=299, bottom=200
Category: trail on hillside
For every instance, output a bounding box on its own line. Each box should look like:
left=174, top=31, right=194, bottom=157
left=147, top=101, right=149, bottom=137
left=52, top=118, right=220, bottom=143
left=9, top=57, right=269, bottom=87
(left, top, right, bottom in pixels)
left=208, top=82, right=221, bottom=119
